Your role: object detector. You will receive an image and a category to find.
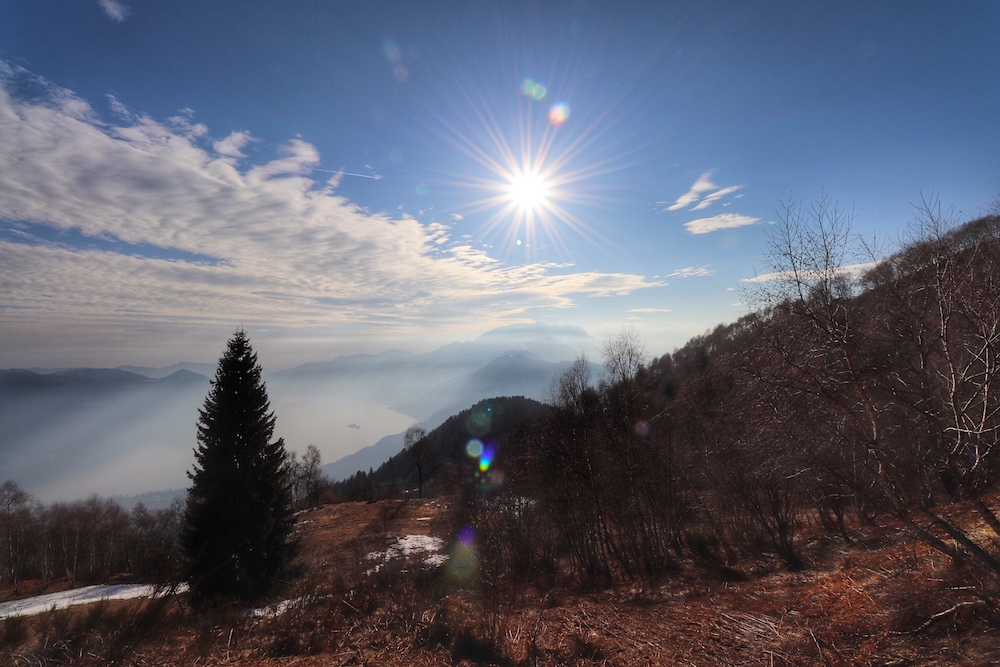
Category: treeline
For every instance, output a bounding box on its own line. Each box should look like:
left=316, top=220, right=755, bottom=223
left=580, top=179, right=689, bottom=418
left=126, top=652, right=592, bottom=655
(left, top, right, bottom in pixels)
left=0, top=444, right=330, bottom=596
left=455, top=202, right=1000, bottom=586
left=0, top=481, right=183, bottom=594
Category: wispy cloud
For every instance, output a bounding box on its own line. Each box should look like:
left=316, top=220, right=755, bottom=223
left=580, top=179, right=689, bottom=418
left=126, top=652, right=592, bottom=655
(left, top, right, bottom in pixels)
left=98, top=0, right=128, bottom=22
left=741, top=262, right=877, bottom=284
left=684, top=214, right=760, bottom=235
left=667, top=266, right=714, bottom=278
left=0, top=62, right=661, bottom=360
left=628, top=307, right=672, bottom=313
left=105, top=94, right=136, bottom=122
left=658, top=171, right=743, bottom=212
left=692, top=185, right=743, bottom=211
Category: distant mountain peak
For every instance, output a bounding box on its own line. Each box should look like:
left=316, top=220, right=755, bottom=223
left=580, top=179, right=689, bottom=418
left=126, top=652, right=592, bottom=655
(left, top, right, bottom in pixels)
left=475, top=321, right=592, bottom=342
left=159, top=369, right=210, bottom=384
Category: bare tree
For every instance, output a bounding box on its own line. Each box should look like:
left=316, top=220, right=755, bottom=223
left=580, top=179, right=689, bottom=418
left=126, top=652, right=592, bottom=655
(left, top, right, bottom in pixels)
left=751, top=195, right=1000, bottom=578
left=0, top=480, right=33, bottom=594
left=405, top=426, right=436, bottom=498
left=288, top=445, right=326, bottom=508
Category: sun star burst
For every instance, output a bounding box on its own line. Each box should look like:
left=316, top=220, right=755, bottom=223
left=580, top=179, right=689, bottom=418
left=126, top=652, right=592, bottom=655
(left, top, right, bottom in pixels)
left=507, top=168, right=551, bottom=214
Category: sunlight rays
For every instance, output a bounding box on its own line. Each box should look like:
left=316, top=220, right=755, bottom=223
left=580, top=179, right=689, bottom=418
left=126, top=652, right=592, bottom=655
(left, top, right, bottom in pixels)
left=427, top=75, right=629, bottom=262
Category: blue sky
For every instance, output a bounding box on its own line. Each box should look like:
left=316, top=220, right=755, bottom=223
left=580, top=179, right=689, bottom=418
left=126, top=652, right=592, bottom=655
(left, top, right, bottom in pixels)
left=1, top=1, right=998, bottom=369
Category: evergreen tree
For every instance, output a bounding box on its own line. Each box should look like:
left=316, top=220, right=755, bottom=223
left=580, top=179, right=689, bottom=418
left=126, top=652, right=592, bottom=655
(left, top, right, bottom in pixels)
left=181, top=329, right=296, bottom=602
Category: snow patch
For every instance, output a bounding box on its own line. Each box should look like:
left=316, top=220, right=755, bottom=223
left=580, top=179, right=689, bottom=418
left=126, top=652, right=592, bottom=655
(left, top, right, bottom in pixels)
left=423, top=553, right=449, bottom=567
left=0, top=583, right=187, bottom=620
left=249, top=597, right=304, bottom=618
left=365, top=534, right=447, bottom=574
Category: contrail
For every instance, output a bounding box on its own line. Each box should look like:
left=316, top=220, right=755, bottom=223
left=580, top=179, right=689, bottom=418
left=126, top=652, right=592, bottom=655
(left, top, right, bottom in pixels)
left=246, top=160, right=382, bottom=180
left=317, top=168, right=382, bottom=180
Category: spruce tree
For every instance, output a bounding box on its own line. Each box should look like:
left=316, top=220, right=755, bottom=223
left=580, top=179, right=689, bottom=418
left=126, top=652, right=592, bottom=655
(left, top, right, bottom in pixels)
left=182, top=329, right=296, bottom=602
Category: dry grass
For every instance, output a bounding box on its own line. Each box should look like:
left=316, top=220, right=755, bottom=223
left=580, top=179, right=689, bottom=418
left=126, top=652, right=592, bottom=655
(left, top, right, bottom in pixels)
left=3, top=497, right=1000, bottom=666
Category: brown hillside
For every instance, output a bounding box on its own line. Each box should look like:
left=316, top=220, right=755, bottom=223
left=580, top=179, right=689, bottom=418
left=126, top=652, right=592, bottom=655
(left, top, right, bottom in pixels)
left=4, top=497, right=1000, bottom=666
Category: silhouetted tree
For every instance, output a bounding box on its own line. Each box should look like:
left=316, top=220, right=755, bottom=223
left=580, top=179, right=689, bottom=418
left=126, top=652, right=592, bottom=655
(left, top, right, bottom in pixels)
left=405, top=426, right=437, bottom=498
left=181, top=329, right=297, bottom=602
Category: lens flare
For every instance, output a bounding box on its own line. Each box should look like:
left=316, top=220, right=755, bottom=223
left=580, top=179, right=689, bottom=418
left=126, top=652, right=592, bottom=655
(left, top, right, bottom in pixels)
left=382, top=39, right=402, bottom=63
left=520, top=78, right=547, bottom=100
left=465, top=438, right=484, bottom=459
left=447, top=526, right=478, bottom=578
left=468, top=402, right=493, bottom=435
left=478, top=445, right=494, bottom=472
left=549, top=102, right=570, bottom=126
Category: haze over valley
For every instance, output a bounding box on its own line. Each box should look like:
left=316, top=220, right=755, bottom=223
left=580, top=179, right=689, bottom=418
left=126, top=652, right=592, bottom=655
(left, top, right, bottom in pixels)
left=0, top=322, right=600, bottom=503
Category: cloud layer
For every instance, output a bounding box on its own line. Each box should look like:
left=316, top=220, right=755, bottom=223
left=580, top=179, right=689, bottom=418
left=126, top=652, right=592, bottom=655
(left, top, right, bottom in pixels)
left=0, top=62, right=658, bottom=363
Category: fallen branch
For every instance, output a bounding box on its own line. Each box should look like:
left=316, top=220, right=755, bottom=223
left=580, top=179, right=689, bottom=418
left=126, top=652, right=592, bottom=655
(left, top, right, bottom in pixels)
left=892, top=600, right=987, bottom=635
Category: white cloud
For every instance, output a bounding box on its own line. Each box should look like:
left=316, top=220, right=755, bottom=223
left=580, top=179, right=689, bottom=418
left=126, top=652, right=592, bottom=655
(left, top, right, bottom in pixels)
left=658, top=171, right=744, bottom=213
left=684, top=213, right=760, bottom=235
left=98, top=0, right=128, bottom=22
left=628, top=307, right=672, bottom=313
left=741, top=262, right=877, bottom=284
left=0, top=63, right=661, bottom=360
left=667, top=266, right=714, bottom=278
left=213, top=130, right=256, bottom=158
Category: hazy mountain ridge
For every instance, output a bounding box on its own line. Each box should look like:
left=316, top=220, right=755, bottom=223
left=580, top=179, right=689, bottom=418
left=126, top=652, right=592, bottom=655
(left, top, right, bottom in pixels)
left=0, top=367, right=210, bottom=389
left=270, top=322, right=595, bottom=420
left=118, top=362, right=218, bottom=379
left=0, top=322, right=600, bottom=501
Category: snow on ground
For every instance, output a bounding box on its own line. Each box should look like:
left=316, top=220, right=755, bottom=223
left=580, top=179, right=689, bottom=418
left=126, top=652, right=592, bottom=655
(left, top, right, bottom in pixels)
left=423, top=553, right=449, bottom=567
left=365, top=534, right=447, bottom=574
left=249, top=596, right=307, bottom=618
left=0, top=583, right=186, bottom=620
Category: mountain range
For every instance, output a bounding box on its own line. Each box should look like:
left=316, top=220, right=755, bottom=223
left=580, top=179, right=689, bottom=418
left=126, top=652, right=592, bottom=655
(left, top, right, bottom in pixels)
left=0, top=323, right=601, bottom=504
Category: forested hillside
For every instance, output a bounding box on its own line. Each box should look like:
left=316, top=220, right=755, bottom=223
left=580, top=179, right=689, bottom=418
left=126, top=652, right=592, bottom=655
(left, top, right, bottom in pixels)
left=446, top=204, right=1000, bottom=586
left=332, top=396, right=549, bottom=500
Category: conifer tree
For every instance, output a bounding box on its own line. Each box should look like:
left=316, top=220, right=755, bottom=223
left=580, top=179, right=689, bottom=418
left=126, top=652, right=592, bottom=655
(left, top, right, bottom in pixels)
left=181, top=329, right=296, bottom=602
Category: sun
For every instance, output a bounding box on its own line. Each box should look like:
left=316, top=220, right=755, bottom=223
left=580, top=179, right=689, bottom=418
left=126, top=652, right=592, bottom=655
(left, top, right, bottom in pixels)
left=427, top=77, right=628, bottom=259
left=506, top=168, right=551, bottom=214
